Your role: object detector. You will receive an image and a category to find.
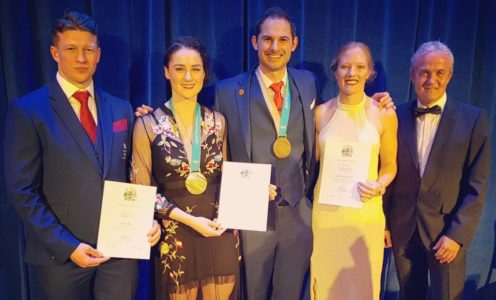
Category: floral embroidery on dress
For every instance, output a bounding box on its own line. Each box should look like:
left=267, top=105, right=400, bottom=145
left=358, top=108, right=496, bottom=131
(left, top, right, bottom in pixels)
left=203, top=110, right=223, bottom=136
left=153, top=108, right=225, bottom=288
left=155, top=193, right=175, bottom=212
left=153, top=109, right=223, bottom=179
left=160, top=219, right=187, bottom=286
left=158, top=203, right=201, bottom=287
left=152, top=115, right=178, bottom=137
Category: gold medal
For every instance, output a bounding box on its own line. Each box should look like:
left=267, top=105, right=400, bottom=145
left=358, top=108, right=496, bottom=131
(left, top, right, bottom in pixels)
left=272, top=137, right=291, bottom=159
left=185, top=172, right=207, bottom=195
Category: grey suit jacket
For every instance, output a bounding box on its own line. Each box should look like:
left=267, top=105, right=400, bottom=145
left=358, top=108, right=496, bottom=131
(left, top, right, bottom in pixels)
left=214, top=67, right=318, bottom=198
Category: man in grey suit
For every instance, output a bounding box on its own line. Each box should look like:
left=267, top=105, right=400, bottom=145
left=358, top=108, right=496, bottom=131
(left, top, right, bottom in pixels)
left=215, top=7, right=316, bottom=300
left=384, top=41, right=490, bottom=300
left=4, top=11, right=159, bottom=300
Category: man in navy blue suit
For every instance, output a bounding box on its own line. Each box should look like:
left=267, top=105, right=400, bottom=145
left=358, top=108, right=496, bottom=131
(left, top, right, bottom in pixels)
left=384, top=41, right=490, bottom=300
left=4, top=11, right=159, bottom=300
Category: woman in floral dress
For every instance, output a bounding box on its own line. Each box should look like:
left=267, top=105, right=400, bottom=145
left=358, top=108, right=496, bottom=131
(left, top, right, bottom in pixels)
left=131, top=37, right=239, bottom=300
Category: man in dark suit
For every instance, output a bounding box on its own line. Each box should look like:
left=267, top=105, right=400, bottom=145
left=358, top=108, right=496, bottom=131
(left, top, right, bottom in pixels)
left=215, top=7, right=316, bottom=300
left=4, top=11, right=159, bottom=300
left=384, top=41, right=490, bottom=300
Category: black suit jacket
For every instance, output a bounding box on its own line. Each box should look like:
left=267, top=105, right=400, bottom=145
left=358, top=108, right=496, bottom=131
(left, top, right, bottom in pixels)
left=384, top=98, right=490, bottom=249
left=4, top=80, right=133, bottom=265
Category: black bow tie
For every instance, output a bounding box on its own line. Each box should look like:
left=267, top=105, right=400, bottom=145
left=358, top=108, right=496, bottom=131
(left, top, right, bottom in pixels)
left=414, top=105, right=442, bottom=117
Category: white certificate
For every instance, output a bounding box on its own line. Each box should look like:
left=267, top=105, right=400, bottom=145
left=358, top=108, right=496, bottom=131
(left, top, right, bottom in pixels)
left=217, top=161, right=271, bottom=231
left=317, top=140, right=372, bottom=208
left=97, top=181, right=156, bottom=259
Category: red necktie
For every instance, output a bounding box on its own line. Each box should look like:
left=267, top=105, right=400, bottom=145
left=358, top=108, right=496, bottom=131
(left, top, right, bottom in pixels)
left=270, top=81, right=284, bottom=114
left=73, top=90, right=97, bottom=144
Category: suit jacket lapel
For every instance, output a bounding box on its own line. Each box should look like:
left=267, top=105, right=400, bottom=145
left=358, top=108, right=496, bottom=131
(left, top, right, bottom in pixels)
left=48, top=81, right=102, bottom=176
left=421, top=99, right=457, bottom=185
left=235, top=71, right=254, bottom=161
left=288, top=69, right=314, bottom=178
left=95, top=88, right=113, bottom=178
left=402, top=101, right=420, bottom=172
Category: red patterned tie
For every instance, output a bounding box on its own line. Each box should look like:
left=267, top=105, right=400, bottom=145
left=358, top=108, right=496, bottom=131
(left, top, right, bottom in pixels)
left=73, top=90, right=97, bottom=144
left=270, top=81, right=284, bottom=114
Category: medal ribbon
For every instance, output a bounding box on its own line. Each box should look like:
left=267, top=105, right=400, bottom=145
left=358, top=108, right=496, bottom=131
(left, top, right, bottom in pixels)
left=169, top=100, right=202, bottom=173
left=278, top=78, right=291, bottom=137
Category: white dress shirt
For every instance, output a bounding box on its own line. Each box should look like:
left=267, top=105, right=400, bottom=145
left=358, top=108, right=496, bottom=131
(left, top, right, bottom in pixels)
left=56, top=73, right=98, bottom=124
left=255, top=67, right=288, bottom=134
left=416, top=93, right=447, bottom=177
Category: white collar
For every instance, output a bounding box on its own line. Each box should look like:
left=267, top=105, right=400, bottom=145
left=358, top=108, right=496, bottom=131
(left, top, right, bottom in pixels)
left=56, top=72, right=95, bottom=100
left=256, top=67, right=288, bottom=90
left=417, top=92, right=447, bottom=111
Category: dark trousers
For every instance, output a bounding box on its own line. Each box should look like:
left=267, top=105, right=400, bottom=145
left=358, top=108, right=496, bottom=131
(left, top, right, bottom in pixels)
left=30, top=258, right=138, bottom=300
left=392, top=229, right=466, bottom=300
left=241, top=198, right=312, bottom=300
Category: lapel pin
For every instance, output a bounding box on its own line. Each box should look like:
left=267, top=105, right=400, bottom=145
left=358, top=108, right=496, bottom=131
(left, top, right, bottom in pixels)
left=239, top=89, right=245, bottom=96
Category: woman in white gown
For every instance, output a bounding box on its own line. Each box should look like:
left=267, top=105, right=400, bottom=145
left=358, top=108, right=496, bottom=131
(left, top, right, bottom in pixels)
left=310, top=42, right=398, bottom=300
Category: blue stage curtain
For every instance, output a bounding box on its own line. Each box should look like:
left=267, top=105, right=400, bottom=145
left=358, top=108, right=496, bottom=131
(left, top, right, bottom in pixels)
left=1, top=1, right=495, bottom=299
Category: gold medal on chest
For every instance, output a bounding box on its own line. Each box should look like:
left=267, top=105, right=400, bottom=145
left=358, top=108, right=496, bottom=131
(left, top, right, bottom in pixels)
left=272, top=137, right=291, bottom=159
left=185, top=172, right=207, bottom=195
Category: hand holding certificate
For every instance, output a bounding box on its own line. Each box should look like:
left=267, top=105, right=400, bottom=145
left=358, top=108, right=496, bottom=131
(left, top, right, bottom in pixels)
left=317, top=140, right=372, bottom=208
left=217, top=161, right=271, bottom=231
left=97, top=181, right=156, bottom=259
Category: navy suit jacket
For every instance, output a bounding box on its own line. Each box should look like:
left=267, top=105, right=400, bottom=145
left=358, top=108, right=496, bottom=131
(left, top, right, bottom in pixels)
left=384, top=98, right=490, bottom=249
left=215, top=67, right=317, bottom=198
left=4, top=80, right=133, bottom=265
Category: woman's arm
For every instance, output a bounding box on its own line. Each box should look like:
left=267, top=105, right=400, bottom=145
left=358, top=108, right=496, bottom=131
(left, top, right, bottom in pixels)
left=357, top=108, right=398, bottom=200
left=377, top=108, right=398, bottom=190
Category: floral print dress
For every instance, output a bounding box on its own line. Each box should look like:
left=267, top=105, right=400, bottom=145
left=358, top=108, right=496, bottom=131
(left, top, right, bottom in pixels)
left=131, top=104, right=239, bottom=297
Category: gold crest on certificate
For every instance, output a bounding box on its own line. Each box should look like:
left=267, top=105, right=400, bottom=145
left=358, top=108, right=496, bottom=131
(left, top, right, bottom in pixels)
left=97, top=181, right=156, bottom=259
left=317, top=140, right=372, bottom=208
left=217, top=161, right=271, bottom=231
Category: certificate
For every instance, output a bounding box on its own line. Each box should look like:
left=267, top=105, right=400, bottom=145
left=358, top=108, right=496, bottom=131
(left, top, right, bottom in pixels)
left=317, top=140, right=372, bottom=208
left=217, top=161, right=271, bottom=231
left=97, top=181, right=156, bottom=259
